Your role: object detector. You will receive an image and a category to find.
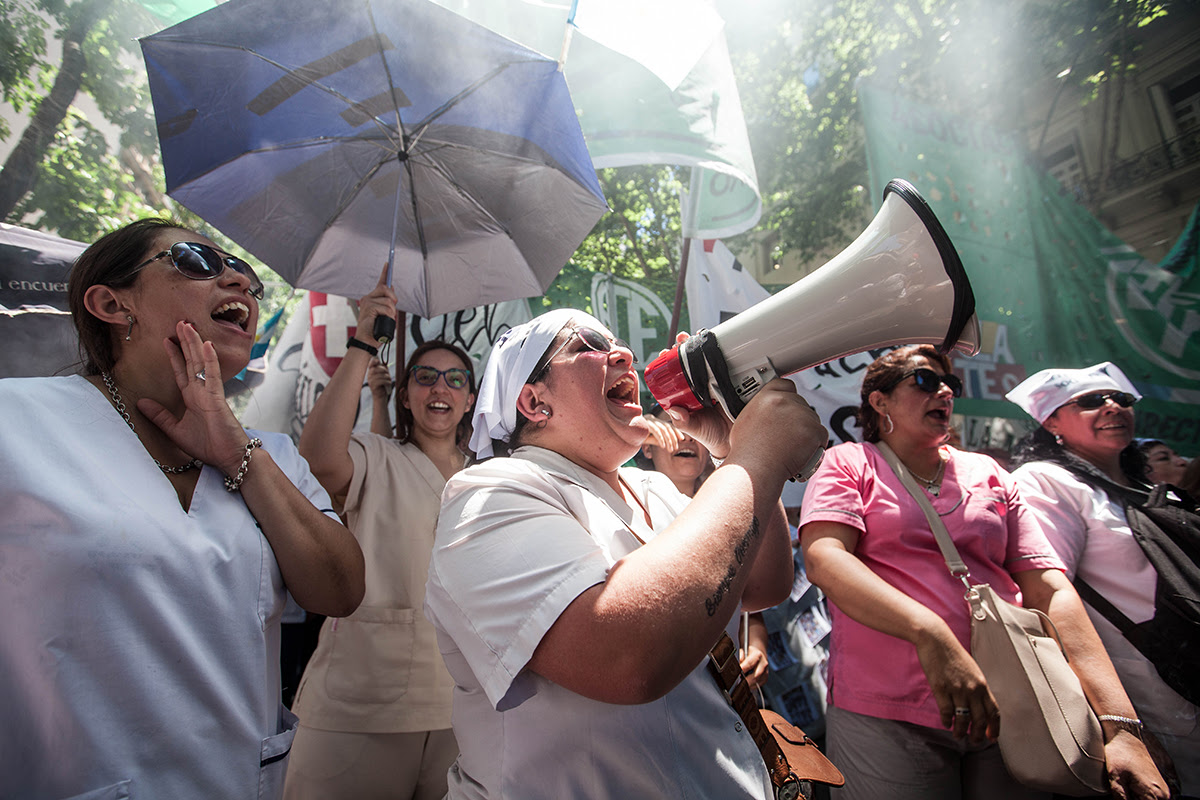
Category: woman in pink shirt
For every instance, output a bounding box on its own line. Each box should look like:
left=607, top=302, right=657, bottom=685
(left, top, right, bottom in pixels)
left=799, top=345, right=1164, bottom=800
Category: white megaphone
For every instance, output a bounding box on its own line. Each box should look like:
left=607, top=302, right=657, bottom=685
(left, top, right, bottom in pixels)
left=645, top=178, right=981, bottom=421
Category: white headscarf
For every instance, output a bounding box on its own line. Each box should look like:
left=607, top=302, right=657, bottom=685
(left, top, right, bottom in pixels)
left=1004, top=361, right=1141, bottom=424
left=468, top=308, right=611, bottom=458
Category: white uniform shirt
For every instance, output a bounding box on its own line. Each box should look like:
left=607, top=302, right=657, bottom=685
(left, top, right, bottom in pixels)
left=425, top=446, right=772, bottom=799
left=0, top=375, right=338, bottom=799
left=1012, top=460, right=1198, bottom=735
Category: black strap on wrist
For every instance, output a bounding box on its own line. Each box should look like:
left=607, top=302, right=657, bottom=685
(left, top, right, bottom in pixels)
left=346, top=337, right=378, bottom=357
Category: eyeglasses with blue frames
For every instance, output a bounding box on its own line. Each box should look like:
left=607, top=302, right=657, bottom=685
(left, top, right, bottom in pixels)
left=128, top=242, right=265, bottom=300
left=886, top=367, right=963, bottom=398
left=1063, top=391, right=1137, bottom=410
left=410, top=365, right=471, bottom=390
left=532, top=327, right=634, bottom=382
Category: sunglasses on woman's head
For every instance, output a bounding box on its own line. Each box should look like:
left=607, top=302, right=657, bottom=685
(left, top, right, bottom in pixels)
left=129, top=242, right=265, bottom=300
left=888, top=367, right=963, bottom=398
left=532, top=326, right=634, bottom=381
left=410, top=365, right=471, bottom=389
left=1063, top=391, right=1137, bottom=410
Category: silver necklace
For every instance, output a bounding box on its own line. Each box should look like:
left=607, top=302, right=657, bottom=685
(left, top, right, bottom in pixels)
left=910, top=455, right=946, bottom=496
left=101, top=372, right=202, bottom=474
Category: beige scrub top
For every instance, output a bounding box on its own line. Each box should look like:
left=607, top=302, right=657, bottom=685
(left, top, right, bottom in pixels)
left=291, top=435, right=456, bottom=733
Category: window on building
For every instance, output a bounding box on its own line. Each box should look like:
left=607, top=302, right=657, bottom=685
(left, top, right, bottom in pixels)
left=1169, top=73, right=1200, bottom=133
left=1044, top=141, right=1086, bottom=196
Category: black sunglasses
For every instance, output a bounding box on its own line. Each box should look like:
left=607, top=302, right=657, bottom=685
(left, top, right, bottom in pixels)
left=533, top=326, right=634, bottom=381
left=888, top=367, right=963, bottom=398
left=410, top=364, right=471, bottom=390
left=1063, top=391, right=1137, bottom=410
left=129, top=242, right=265, bottom=300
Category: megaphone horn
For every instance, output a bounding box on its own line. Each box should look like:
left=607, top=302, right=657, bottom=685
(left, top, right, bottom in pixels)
left=645, top=178, right=981, bottom=421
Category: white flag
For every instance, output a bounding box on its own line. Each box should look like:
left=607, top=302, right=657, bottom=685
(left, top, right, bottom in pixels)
left=570, top=0, right=724, bottom=91
left=684, top=238, right=771, bottom=331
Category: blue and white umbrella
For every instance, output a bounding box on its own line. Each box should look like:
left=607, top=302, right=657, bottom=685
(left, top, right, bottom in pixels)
left=140, top=0, right=607, bottom=319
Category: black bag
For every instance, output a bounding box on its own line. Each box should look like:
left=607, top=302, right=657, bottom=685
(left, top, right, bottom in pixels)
left=1074, top=481, right=1200, bottom=706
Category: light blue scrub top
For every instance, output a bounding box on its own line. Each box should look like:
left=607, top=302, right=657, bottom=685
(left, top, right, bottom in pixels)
left=0, top=375, right=337, bottom=799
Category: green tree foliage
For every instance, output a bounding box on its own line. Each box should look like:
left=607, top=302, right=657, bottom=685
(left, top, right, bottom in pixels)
left=0, top=0, right=161, bottom=239
left=721, top=0, right=1037, bottom=261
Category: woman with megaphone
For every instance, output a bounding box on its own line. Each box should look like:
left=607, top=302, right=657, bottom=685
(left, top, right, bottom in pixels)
left=798, top=346, right=1165, bottom=800
left=423, top=309, right=839, bottom=799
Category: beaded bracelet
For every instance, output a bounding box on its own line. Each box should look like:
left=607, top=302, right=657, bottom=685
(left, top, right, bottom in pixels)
left=225, top=438, right=263, bottom=492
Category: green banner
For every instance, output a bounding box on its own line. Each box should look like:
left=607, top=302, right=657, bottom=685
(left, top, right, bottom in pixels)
left=438, top=1, right=761, bottom=239
left=860, top=85, right=1200, bottom=453
left=134, top=0, right=216, bottom=26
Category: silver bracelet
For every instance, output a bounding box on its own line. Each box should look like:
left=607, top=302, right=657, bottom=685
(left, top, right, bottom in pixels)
left=1097, top=714, right=1143, bottom=739
left=224, top=438, right=263, bottom=492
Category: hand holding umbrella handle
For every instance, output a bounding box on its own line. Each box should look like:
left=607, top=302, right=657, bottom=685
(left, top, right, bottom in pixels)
left=372, top=315, right=396, bottom=345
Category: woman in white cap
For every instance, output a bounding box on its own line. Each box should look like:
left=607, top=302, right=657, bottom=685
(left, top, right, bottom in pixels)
left=1007, top=362, right=1197, bottom=797
left=423, top=309, right=828, bottom=799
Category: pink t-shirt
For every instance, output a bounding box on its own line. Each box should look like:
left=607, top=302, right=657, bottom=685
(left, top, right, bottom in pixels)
left=800, top=442, right=1064, bottom=729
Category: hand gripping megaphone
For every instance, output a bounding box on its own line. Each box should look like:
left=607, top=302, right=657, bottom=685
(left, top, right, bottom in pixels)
left=645, top=179, right=981, bottom=423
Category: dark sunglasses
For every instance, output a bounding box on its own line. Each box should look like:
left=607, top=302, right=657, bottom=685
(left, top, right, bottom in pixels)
left=1063, top=391, right=1137, bottom=410
left=888, top=367, right=963, bottom=398
left=533, top=326, right=634, bottom=381
left=129, top=242, right=265, bottom=300
left=410, top=365, right=471, bottom=390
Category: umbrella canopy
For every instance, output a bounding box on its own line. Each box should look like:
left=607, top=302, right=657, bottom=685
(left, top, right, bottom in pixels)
left=140, top=0, right=607, bottom=318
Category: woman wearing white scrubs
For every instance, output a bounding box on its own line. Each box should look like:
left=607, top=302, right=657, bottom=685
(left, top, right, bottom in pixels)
left=424, top=309, right=827, bottom=799
left=0, top=218, right=365, bottom=799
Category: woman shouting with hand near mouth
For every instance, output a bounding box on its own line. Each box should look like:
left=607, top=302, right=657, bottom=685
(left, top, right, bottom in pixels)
left=0, top=218, right=364, bottom=799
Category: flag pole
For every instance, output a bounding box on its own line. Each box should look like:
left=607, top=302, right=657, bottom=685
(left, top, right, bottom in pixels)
left=391, top=312, right=407, bottom=438
left=669, top=171, right=702, bottom=337
left=668, top=239, right=691, bottom=339
left=558, top=0, right=579, bottom=71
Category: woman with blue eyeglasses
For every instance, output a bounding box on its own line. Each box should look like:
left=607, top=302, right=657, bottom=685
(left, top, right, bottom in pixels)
left=799, top=347, right=1164, bottom=800
left=287, top=270, right=474, bottom=800
left=0, top=218, right=365, bottom=798
left=1008, top=363, right=1195, bottom=797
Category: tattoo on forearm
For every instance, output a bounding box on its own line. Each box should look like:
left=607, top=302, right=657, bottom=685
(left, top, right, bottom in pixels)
left=704, top=516, right=761, bottom=617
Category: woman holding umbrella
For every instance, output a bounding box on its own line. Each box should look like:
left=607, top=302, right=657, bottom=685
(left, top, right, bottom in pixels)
left=424, top=309, right=828, bottom=799
left=0, top=218, right=364, bottom=799
left=286, top=274, right=475, bottom=800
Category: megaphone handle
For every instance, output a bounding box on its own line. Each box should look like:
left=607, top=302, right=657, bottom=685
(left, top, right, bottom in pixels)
left=373, top=315, right=396, bottom=345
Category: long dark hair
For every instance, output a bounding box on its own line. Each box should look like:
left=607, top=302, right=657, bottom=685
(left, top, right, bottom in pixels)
left=857, top=345, right=953, bottom=442
left=67, top=218, right=187, bottom=375
left=1011, top=425, right=1147, bottom=486
left=395, top=340, right=476, bottom=448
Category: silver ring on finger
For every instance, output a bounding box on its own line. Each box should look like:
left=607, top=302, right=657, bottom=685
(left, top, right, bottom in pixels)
left=954, top=707, right=971, bottom=716
left=196, top=370, right=206, bottom=382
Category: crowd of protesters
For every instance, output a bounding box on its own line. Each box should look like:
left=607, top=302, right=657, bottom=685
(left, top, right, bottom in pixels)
left=1, top=217, right=1196, bottom=800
